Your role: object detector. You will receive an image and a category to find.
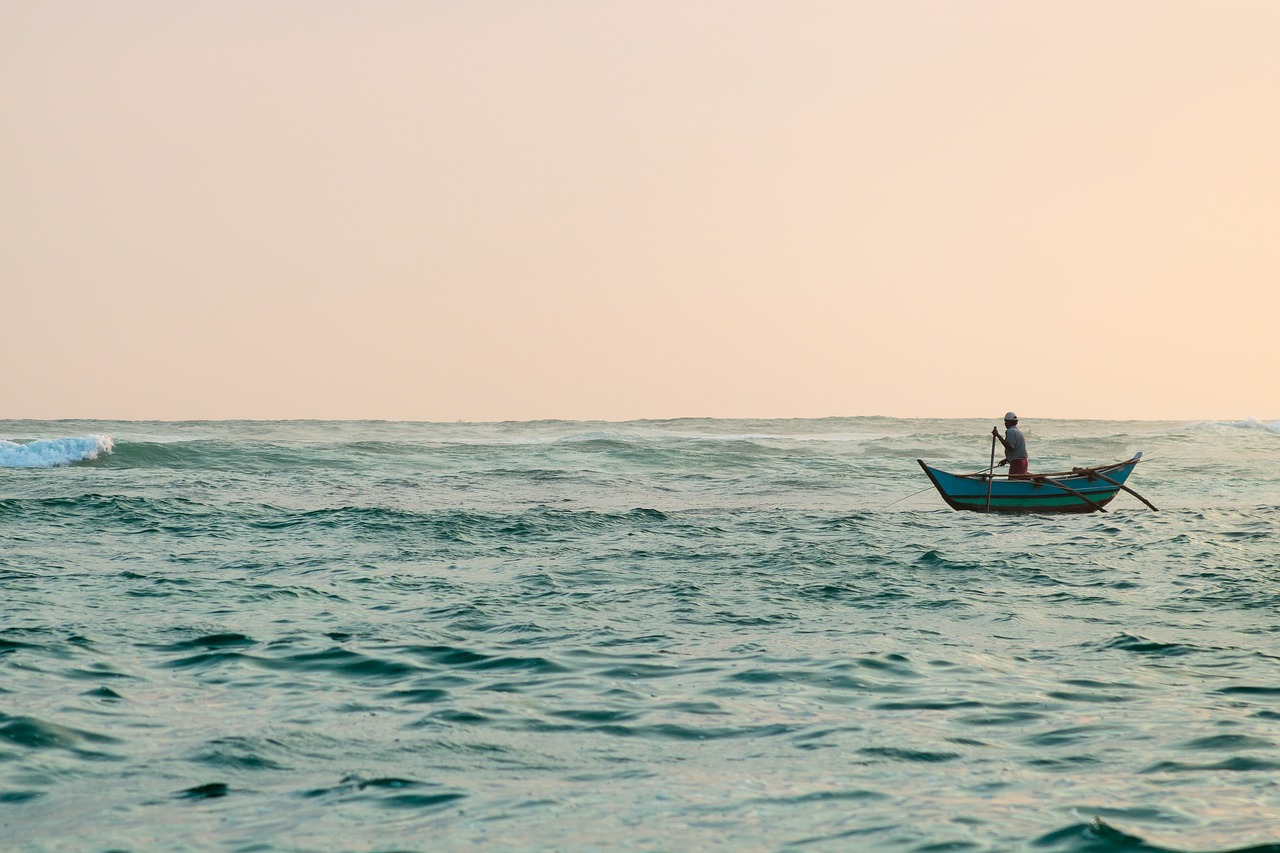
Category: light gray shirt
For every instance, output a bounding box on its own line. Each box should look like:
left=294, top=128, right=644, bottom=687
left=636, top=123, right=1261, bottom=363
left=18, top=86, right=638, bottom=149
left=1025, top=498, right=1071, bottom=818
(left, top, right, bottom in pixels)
left=1004, top=426, right=1028, bottom=460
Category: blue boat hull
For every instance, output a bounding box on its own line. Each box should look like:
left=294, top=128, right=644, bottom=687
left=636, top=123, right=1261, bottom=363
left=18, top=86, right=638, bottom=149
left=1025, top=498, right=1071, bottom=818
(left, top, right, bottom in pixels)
left=917, top=455, right=1143, bottom=513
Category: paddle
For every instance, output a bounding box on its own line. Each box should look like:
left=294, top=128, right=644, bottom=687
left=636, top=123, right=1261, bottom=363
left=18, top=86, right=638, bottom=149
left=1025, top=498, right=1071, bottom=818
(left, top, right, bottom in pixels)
left=1083, top=469, right=1158, bottom=512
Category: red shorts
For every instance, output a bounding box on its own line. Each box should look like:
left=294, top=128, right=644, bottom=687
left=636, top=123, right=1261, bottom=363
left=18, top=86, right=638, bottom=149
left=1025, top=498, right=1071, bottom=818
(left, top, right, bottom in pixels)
left=1008, top=458, right=1029, bottom=476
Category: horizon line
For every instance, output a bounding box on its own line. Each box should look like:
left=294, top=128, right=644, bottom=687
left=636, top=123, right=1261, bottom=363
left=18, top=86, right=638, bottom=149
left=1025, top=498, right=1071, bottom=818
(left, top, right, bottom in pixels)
left=4, top=414, right=1276, bottom=426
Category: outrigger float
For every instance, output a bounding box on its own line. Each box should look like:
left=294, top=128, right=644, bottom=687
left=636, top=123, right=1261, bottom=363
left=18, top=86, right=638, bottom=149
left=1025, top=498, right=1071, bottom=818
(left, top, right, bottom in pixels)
left=917, top=452, right=1155, bottom=514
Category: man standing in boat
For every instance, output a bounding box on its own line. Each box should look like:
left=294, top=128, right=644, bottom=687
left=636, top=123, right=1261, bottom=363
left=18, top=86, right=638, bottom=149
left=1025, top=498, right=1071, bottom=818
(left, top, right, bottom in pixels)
left=993, top=412, right=1029, bottom=479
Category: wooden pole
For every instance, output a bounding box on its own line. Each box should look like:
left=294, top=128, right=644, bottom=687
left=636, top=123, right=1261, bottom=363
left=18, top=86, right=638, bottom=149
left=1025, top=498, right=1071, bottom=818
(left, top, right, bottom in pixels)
left=986, top=432, right=996, bottom=513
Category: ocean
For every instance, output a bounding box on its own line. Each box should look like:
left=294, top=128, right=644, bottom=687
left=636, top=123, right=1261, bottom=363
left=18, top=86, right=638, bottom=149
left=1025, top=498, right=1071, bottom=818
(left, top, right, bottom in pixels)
left=2, top=417, right=1278, bottom=852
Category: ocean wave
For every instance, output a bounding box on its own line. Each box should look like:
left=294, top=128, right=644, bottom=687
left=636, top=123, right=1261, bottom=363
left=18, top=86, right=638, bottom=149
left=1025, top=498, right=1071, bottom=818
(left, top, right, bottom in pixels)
left=1235, top=417, right=1280, bottom=434
left=100, top=439, right=335, bottom=471
left=0, top=494, right=217, bottom=527
left=0, top=494, right=680, bottom=549
left=248, top=504, right=675, bottom=543
left=0, top=713, right=122, bottom=756
left=0, top=435, right=113, bottom=468
left=1180, top=418, right=1280, bottom=437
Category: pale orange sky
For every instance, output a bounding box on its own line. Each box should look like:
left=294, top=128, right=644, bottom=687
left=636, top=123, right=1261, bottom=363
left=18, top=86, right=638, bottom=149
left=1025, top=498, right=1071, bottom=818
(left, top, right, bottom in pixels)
left=3, top=1, right=1277, bottom=421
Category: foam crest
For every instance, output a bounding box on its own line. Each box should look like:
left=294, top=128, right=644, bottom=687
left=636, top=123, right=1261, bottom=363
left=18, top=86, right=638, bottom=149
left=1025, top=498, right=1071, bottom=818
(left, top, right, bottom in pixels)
left=1238, top=417, right=1280, bottom=434
left=0, top=435, right=114, bottom=468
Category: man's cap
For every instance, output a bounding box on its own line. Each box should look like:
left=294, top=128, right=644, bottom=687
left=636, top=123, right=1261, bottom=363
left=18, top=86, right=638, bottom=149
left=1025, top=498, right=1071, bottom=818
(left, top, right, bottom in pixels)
left=1004, top=412, right=1018, bottom=421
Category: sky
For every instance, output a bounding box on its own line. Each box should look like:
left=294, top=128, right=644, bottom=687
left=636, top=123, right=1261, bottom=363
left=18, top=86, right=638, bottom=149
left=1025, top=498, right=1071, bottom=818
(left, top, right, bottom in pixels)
left=2, top=1, right=1277, bottom=422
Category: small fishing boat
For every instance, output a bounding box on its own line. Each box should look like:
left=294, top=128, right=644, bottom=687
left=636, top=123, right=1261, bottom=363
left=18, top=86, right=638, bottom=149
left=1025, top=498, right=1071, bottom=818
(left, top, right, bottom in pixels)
left=917, top=452, right=1153, bottom=513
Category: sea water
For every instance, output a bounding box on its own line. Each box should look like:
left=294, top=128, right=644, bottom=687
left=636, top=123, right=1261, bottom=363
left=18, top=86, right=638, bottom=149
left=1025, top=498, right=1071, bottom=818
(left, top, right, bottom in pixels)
left=2, top=417, right=1278, bottom=852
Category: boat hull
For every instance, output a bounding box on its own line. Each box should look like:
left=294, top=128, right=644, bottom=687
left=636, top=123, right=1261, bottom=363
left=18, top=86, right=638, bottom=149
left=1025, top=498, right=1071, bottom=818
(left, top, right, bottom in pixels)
left=917, top=456, right=1142, bottom=513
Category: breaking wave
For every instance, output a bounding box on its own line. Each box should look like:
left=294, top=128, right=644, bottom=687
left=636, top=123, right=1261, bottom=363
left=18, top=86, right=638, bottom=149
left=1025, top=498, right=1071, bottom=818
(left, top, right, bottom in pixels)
left=1236, top=417, right=1280, bottom=435
left=0, top=435, right=114, bottom=468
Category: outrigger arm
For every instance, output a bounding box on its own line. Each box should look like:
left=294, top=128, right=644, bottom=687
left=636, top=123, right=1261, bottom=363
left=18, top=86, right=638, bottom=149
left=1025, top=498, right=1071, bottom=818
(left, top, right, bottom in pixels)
left=1077, top=469, right=1158, bottom=512
left=1031, top=475, right=1108, bottom=513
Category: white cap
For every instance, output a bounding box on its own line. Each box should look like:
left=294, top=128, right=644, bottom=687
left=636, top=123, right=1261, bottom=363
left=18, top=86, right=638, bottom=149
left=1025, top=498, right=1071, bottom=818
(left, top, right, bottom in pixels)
left=1004, top=412, right=1018, bottom=421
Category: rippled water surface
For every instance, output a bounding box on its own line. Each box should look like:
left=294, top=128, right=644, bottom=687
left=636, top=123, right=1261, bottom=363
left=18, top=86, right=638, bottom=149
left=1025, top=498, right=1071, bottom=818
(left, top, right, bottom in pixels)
left=2, top=417, right=1279, bottom=852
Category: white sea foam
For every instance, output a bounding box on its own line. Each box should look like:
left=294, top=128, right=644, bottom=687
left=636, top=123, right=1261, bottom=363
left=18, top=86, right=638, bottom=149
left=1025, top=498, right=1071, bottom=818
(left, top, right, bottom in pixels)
left=0, top=435, right=114, bottom=468
left=1235, top=418, right=1280, bottom=435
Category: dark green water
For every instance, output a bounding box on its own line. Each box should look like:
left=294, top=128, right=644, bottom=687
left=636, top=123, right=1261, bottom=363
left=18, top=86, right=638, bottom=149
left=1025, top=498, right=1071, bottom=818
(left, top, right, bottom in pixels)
left=2, top=417, right=1278, bottom=852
